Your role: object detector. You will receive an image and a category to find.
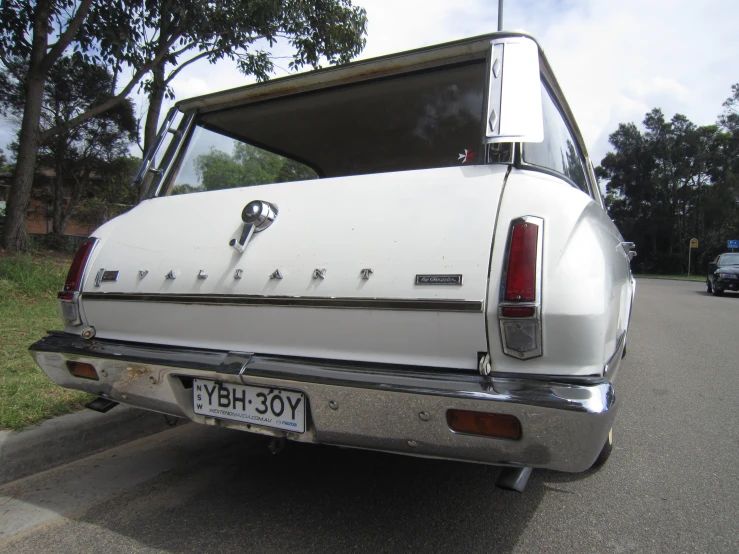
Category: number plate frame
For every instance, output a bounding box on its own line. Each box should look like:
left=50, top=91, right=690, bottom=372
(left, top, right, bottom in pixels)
left=193, top=379, right=306, bottom=433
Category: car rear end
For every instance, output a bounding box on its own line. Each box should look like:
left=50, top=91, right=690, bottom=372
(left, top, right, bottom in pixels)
left=30, top=33, right=629, bottom=475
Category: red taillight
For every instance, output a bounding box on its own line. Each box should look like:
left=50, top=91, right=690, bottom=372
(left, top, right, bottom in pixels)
left=63, top=239, right=96, bottom=292
left=504, top=222, right=538, bottom=302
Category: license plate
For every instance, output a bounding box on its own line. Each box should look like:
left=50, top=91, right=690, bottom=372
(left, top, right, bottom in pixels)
left=193, top=379, right=306, bottom=433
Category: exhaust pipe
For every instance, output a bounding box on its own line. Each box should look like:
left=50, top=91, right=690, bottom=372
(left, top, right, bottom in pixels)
left=85, top=397, right=119, bottom=413
left=495, top=467, right=532, bottom=493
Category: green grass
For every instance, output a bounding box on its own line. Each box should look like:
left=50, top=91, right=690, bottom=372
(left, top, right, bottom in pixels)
left=0, top=253, right=93, bottom=430
left=634, top=273, right=706, bottom=282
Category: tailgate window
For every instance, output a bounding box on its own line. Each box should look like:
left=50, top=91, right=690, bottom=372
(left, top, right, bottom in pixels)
left=163, top=61, right=486, bottom=195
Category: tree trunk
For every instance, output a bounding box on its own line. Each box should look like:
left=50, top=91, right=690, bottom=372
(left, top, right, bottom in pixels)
left=59, top=172, right=85, bottom=235
left=143, top=62, right=166, bottom=158
left=139, top=61, right=167, bottom=204
left=51, top=154, right=66, bottom=237
left=1, top=1, right=51, bottom=251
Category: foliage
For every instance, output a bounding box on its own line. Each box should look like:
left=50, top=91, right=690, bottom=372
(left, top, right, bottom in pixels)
left=1, top=54, right=137, bottom=236
left=0, top=253, right=92, bottom=430
left=719, top=83, right=739, bottom=134
left=598, top=89, right=739, bottom=274
left=0, top=252, right=67, bottom=297
left=138, top=0, right=368, bottom=158
left=73, top=156, right=140, bottom=228
left=193, top=142, right=317, bottom=192
left=0, top=0, right=367, bottom=250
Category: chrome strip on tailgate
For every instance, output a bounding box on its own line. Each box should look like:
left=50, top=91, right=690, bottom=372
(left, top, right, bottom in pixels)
left=81, top=293, right=484, bottom=312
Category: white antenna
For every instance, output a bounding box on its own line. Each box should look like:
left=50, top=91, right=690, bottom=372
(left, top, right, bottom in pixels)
left=498, top=0, right=504, bottom=31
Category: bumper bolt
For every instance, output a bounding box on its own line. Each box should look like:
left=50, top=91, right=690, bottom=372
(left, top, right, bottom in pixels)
left=419, top=411, right=430, bottom=421
left=407, top=440, right=418, bottom=448
left=329, top=400, right=339, bottom=410
left=101, top=369, right=107, bottom=377
left=149, top=376, right=157, bottom=385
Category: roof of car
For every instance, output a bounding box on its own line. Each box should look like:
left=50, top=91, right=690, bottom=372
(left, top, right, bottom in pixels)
left=176, top=32, right=545, bottom=114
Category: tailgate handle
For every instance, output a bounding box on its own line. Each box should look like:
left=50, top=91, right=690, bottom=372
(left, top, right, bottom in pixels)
left=229, top=200, right=278, bottom=253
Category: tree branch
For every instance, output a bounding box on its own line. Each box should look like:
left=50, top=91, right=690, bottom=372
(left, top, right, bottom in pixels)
left=165, top=49, right=216, bottom=84
left=169, top=41, right=198, bottom=60
left=39, top=29, right=184, bottom=144
left=42, top=0, right=94, bottom=73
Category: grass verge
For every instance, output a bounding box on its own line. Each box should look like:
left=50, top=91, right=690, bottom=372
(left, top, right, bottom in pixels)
left=0, top=252, right=93, bottom=430
left=634, top=274, right=706, bottom=282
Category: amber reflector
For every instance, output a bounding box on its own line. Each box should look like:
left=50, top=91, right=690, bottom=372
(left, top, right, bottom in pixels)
left=66, top=361, right=99, bottom=381
left=447, top=409, right=521, bottom=440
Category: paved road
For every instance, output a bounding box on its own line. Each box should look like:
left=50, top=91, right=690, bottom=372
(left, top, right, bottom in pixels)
left=1, top=279, right=737, bottom=553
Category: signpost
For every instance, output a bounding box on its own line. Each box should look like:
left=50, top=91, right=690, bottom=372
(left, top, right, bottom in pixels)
left=728, top=239, right=739, bottom=251
left=688, top=238, right=698, bottom=276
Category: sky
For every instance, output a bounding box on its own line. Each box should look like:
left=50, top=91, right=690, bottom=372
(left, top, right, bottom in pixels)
left=1, top=0, right=737, bottom=170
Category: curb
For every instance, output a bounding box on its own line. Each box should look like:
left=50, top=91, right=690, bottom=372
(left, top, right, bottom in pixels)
left=0, top=406, right=184, bottom=485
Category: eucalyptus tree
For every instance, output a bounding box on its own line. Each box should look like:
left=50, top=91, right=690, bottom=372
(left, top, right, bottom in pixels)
left=1, top=54, right=137, bottom=237
left=0, top=0, right=367, bottom=251
left=139, top=0, right=368, bottom=157
left=599, top=107, right=738, bottom=273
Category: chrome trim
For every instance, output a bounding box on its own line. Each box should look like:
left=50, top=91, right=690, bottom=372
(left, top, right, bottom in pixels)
left=30, top=333, right=619, bottom=472
left=131, top=108, right=178, bottom=189
left=151, top=112, right=196, bottom=198
left=604, top=330, right=627, bottom=377
left=620, top=242, right=637, bottom=261
left=79, top=293, right=484, bottom=313
left=498, top=216, right=544, bottom=359
left=101, top=270, right=119, bottom=282
left=241, top=200, right=278, bottom=231
left=58, top=291, right=83, bottom=326
left=59, top=237, right=98, bottom=328
left=415, top=274, right=463, bottom=285
left=486, top=42, right=504, bottom=137
left=94, top=268, right=105, bottom=287
left=478, top=352, right=492, bottom=376
left=492, top=57, right=501, bottom=78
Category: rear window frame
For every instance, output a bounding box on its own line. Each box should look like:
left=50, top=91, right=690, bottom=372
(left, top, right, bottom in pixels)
left=155, top=59, right=491, bottom=198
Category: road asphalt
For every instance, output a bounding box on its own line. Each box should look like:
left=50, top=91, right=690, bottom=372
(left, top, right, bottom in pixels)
left=0, top=279, right=737, bottom=553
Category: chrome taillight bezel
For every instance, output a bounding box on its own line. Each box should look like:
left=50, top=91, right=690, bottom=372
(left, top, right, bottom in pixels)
left=498, top=216, right=543, bottom=359
left=58, top=238, right=98, bottom=327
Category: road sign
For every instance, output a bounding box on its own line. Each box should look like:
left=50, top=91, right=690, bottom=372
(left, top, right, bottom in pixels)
left=690, top=238, right=698, bottom=249
left=728, top=239, right=739, bottom=249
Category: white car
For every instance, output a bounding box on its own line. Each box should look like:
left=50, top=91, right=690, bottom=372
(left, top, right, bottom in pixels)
left=31, top=33, right=635, bottom=492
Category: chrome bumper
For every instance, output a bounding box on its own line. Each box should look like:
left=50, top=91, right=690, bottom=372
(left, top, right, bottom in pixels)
left=30, top=333, right=621, bottom=472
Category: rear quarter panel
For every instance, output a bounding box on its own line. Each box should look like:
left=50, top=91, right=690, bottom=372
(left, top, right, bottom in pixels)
left=487, top=169, right=632, bottom=376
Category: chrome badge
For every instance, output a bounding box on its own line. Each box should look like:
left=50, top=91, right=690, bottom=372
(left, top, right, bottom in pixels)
left=415, top=274, right=463, bottom=285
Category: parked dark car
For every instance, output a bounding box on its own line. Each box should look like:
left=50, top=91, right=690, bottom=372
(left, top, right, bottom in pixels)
left=707, top=253, right=739, bottom=295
